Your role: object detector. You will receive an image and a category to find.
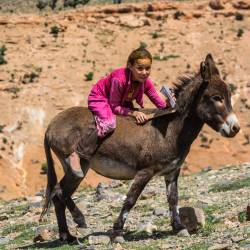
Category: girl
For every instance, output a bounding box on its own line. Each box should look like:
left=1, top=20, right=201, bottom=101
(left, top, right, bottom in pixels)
left=69, top=47, right=171, bottom=177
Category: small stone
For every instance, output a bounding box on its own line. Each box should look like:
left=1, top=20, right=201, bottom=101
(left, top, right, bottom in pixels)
left=0, top=236, right=10, bottom=245
left=113, top=243, right=125, bottom=250
left=113, top=236, right=125, bottom=243
left=137, top=222, right=157, bottom=234
left=33, top=226, right=53, bottom=242
left=88, top=235, right=110, bottom=245
left=224, top=218, right=240, bottom=228
left=209, top=0, right=224, bottom=10
left=208, top=243, right=231, bottom=250
left=0, top=213, right=8, bottom=221
left=231, top=236, right=245, bottom=243
left=179, top=207, right=205, bottom=233
left=177, top=229, right=190, bottom=237
left=153, top=207, right=167, bottom=216
left=140, top=190, right=156, bottom=200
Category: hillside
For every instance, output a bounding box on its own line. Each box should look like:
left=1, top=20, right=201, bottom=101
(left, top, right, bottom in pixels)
left=0, top=163, right=249, bottom=249
left=0, top=0, right=249, bottom=199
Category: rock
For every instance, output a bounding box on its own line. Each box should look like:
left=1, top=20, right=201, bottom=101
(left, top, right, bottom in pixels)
left=179, top=207, right=205, bottom=233
left=233, top=1, right=250, bottom=10
left=224, top=218, right=240, bottom=228
left=209, top=0, right=224, bottom=10
left=231, top=236, right=245, bottom=243
left=33, top=226, right=53, bottom=242
left=26, top=196, right=43, bottom=208
left=153, top=207, right=167, bottom=216
left=208, top=243, right=231, bottom=250
left=137, top=221, right=157, bottom=234
left=140, top=190, right=156, bottom=200
left=119, top=16, right=150, bottom=28
left=104, top=16, right=117, bottom=24
left=113, top=236, right=125, bottom=243
left=0, top=213, right=8, bottom=221
left=247, top=204, right=250, bottom=221
left=88, top=235, right=110, bottom=245
left=0, top=236, right=10, bottom=245
left=177, top=229, right=190, bottom=237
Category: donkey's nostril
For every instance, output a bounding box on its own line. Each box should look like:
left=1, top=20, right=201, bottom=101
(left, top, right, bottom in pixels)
left=232, top=124, right=240, bottom=133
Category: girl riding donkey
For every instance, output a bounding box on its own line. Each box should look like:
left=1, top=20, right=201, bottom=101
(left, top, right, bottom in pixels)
left=69, top=47, right=174, bottom=177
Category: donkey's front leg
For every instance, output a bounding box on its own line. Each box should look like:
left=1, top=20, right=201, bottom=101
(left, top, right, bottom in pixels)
left=112, top=168, right=155, bottom=237
left=164, top=169, right=186, bottom=233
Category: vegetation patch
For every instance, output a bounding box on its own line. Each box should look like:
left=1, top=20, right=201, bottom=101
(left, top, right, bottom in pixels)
left=2, top=222, right=37, bottom=236
left=0, top=45, right=7, bottom=65
left=184, top=242, right=209, bottom=250
left=85, top=72, right=94, bottom=81
left=209, top=176, right=250, bottom=193
left=41, top=162, right=48, bottom=174
left=153, top=54, right=180, bottom=61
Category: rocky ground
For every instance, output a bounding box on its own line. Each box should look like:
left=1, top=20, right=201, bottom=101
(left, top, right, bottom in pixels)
left=0, top=0, right=250, bottom=200
left=0, top=162, right=250, bottom=249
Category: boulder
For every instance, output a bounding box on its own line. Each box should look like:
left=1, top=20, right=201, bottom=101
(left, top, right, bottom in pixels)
left=179, top=207, right=205, bottom=233
left=209, top=0, right=224, bottom=10
left=233, top=1, right=250, bottom=9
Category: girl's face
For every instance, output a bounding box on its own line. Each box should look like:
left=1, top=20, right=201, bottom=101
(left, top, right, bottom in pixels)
left=129, top=58, right=152, bottom=83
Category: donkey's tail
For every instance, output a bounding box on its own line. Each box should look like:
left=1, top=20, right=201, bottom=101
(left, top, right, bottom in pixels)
left=40, top=134, right=57, bottom=220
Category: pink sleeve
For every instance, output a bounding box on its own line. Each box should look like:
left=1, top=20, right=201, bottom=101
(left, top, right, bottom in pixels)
left=145, top=80, right=169, bottom=109
left=109, top=78, right=130, bottom=115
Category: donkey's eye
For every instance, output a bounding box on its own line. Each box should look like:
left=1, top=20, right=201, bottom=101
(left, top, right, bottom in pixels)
left=212, top=95, right=223, bottom=102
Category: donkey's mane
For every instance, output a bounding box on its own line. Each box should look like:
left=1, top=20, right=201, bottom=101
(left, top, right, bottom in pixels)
left=172, top=72, right=202, bottom=115
left=173, top=73, right=198, bottom=97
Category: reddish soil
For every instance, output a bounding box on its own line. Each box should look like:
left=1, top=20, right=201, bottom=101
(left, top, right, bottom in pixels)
left=0, top=0, right=249, bottom=200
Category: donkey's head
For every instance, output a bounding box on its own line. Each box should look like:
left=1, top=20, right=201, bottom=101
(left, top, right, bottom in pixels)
left=196, top=54, right=240, bottom=137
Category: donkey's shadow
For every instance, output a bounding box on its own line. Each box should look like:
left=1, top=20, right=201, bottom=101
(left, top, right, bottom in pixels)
left=19, top=230, right=173, bottom=249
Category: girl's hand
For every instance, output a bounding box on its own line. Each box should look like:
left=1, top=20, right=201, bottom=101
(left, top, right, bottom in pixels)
left=131, top=111, right=148, bottom=124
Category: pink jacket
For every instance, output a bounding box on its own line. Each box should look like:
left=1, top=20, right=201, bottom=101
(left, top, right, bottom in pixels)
left=88, top=68, right=168, bottom=116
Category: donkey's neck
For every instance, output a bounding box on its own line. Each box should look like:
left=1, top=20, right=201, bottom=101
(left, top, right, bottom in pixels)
left=153, top=74, right=205, bottom=157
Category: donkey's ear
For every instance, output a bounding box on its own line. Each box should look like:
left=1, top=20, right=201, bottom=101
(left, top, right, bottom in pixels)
left=200, top=54, right=220, bottom=81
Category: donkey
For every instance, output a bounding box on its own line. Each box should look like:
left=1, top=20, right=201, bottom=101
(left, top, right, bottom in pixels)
left=40, top=54, right=240, bottom=243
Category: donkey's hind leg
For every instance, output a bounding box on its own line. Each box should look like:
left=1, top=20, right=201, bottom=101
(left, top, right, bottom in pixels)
left=52, top=185, right=76, bottom=243
left=59, top=157, right=89, bottom=228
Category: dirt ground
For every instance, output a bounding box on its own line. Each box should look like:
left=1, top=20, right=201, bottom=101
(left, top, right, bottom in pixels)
left=0, top=0, right=249, bottom=200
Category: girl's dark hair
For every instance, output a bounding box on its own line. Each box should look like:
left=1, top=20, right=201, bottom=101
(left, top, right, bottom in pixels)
left=127, top=47, right=152, bottom=67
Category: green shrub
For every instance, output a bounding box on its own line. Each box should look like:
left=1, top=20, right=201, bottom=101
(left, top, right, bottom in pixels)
left=238, top=211, right=247, bottom=223
left=229, top=83, right=237, bottom=94
left=235, top=12, right=244, bottom=21
left=209, top=177, right=250, bottom=193
left=139, top=42, right=147, bottom=49
left=36, top=0, right=47, bottom=10
left=50, top=26, right=61, bottom=38
left=85, top=72, right=94, bottom=81
left=153, top=54, right=180, bottom=61
left=41, top=162, right=48, bottom=174
left=0, top=45, right=7, bottom=65
left=237, top=28, right=244, bottom=38
left=64, top=0, right=90, bottom=8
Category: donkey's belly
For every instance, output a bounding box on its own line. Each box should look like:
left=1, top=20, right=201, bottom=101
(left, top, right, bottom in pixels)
left=89, top=157, right=136, bottom=180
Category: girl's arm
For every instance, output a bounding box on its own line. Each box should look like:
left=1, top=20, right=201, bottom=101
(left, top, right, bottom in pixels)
left=109, top=78, right=130, bottom=115
left=145, top=80, right=170, bottom=109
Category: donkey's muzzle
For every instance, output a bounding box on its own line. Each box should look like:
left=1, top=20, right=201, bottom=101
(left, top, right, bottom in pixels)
left=219, top=113, right=240, bottom=138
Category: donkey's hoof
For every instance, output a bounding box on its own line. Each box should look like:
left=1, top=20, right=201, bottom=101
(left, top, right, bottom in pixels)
left=74, top=217, right=87, bottom=228
left=108, top=229, right=123, bottom=241
left=177, top=229, right=190, bottom=237
left=172, top=221, right=186, bottom=232
left=59, top=233, right=77, bottom=244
